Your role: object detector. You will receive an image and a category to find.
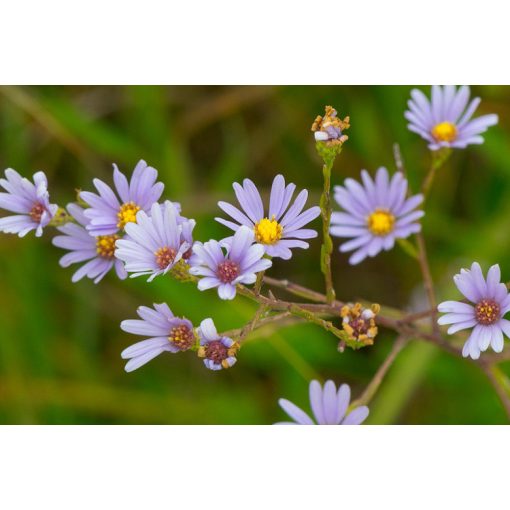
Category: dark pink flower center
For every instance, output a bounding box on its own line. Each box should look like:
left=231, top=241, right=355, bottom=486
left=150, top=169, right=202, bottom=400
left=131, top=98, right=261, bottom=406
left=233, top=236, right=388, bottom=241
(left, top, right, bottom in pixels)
left=217, top=260, right=240, bottom=283
left=169, top=325, right=194, bottom=351
left=475, top=299, right=500, bottom=325
left=29, top=202, right=45, bottom=222
left=204, top=340, right=228, bottom=363
left=155, top=247, right=176, bottom=269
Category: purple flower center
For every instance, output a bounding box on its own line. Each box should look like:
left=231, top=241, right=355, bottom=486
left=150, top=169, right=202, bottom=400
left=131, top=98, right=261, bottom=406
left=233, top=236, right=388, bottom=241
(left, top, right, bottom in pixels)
left=475, top=299, right=500, bottom=325
left=204, top=340, right=228, bottom=364
left=169, top=324, right=194, bottom=351
left=348, top=318, right=370, bottom=338
left=182, top=247, right=193, bottom=261
left=96, top=234, right=120, bottom=259
left=29, top=202, right=45, bottom=222
left=155, top=247, right=176, bottom=269
left=217, top=260, right=240, bottom=283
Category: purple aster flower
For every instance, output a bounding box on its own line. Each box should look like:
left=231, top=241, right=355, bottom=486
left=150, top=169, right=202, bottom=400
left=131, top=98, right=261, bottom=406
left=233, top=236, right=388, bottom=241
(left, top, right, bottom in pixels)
left=330, top=166, right=424, bottom=265
left=215, top=174, right=321, bottom=260
left=405, top=85, right=498, bottom=151
left=80, top=159, right=164, bottom=236
left=52, top=203, right=127, bottom=284
left=189, top=226, right=272, bottom=300
left=197, top=318, right=239, bottom=370
left=438, top=262, right=510, bottom=360
left=276, top=380, right=369, bottom=425
left=115, top=201, right=191, bottom=282
left=121, top=303, right=196, bottom=372
left=0, top=168, right=58, bottom=237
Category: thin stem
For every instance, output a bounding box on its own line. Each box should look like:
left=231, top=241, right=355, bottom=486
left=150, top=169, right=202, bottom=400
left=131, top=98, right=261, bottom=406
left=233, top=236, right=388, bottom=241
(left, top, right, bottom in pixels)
left=421, top=148, right=452, bottom=200
left=320, top=160, right=336, bottom=304
left=351, top=335, right=408, bottom=408
left=263, top=276, right=327, bottom=303
left=415, top=232, right=440, bottom=335
left=480, top=363, right=510, bottom=420
left=254, top=270, right=265, bottom=296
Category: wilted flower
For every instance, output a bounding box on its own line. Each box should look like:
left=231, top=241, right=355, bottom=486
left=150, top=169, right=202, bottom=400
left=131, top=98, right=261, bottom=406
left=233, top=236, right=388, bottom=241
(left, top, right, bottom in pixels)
left=0, top=168, right=58, bottom=237
left=405, top=85, right=498, bottom=150
left=80, top=159, right=164, bottom=236
left=330, top=167, right=424, bottom=265
left=52, top=203, right=127, bottom=283
left=120, top=303, right=196, bottom=372
left=197, top=318, right=239, bottom=370
left=189, top=226, right=271, bottom=300
left=340, top=302, right=380, bottom=347
left=438, top=262, right=510, bottom=360
left=276, top=380, right=369, bottom=425
left=216, top=174, right=321, bottom=260
left=311, top=105, right=350, bottom=145
left=115, top=201, right=192, bottom=282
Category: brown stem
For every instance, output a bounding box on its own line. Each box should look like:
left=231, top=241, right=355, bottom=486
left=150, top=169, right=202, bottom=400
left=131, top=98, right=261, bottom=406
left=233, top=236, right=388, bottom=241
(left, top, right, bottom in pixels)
left=480, top=362, right=510, bottom=420
left=351, top=336, right=408, bottom=407
left=415, top=231, right=440, bottom=335
left=263, top=275, right=328, bottom=303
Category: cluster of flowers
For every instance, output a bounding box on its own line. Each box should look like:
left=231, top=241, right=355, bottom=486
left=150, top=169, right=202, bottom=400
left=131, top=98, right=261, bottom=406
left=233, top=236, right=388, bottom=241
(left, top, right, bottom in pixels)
left=0, top=85, right=501, bottom=424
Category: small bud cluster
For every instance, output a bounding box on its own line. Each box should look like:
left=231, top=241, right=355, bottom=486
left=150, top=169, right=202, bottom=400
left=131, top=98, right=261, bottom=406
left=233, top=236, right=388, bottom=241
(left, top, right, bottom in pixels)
left=312, top=105, right=350, bottom=146
left=340, top=302, right=380, bottom=347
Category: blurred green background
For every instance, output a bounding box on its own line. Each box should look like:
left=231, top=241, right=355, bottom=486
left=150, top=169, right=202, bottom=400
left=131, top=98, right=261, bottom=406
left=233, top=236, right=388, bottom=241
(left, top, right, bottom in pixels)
left=0, top=85, right=509, bottom=424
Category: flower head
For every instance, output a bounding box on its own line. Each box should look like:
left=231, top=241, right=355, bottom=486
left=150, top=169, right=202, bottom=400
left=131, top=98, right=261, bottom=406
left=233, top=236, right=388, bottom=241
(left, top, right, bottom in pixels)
left=311, top=105, right=350, bottom=145
left=216, top=174, right=321, bottom=260
left=197, top=318, right=239, bottom=370
left=115, top=201, right=192, bottom=282
left=189, top=226, right=272, bottom=300
left=120, top=303, right=196, bottom=372
left=0, top=168, right=58, bottom=237
left=438, top=262, right=510, bottom=360
left=405, top=85, right=498, bottom=150
left=276, top=380, right=369, bottom=425
left=80, top=159, right=164, bottom=236
left=330, top=167, right=424, bottom=265
left=340, top=302, right=380, bottom=347
left=52, top=203, right=127, bottom=284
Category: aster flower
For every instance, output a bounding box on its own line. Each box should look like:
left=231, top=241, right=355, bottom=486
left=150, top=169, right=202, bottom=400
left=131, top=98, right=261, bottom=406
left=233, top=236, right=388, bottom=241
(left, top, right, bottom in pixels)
left=52, top=203, right=127, bottom=284
left=405, top=85, right=498, bottom=150
left=115, top=201, right=191, bottom=282
left=276, top=380, right=369, bottom=425
left=120, top=303, right=196, bottom=372
left=340, top=302, right=380, bottom=348
left=189, top=226, right=272, bottom=300
left=197, top=318, right=239, bottom=370
left=438, top=262, right=510, bottom=360
left=80, top=159, right=164, bottom=236
left=330, top=167, right=424, bottom=265
left=216, top=174, right=321, bottom=260
left=311, top=105, right=350, bottom=145
left=0, top=168, right=58, bottom=237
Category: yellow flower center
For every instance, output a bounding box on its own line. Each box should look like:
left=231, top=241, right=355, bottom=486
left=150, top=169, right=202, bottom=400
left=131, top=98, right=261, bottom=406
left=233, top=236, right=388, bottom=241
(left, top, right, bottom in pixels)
left=367, top=209, right=395, bottom=236
left=117, top=201, right=141, bottom=229
left=96, top=234, right=120, bottom=259
left=254, top=216, right=283, bottom=245
left=431, top=121, right=457, bottom=142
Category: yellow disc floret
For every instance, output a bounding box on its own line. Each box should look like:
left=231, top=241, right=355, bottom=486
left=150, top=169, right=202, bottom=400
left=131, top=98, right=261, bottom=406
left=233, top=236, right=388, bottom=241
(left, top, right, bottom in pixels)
left=431, top=121, right=457, bottom=143
left=367, top=209, right=395, bottom=236
left=96, top=234, right=120, bottom=259
left=254, top=216, right=283, bottom=245
left=117, top=201, right=141, bottom=229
